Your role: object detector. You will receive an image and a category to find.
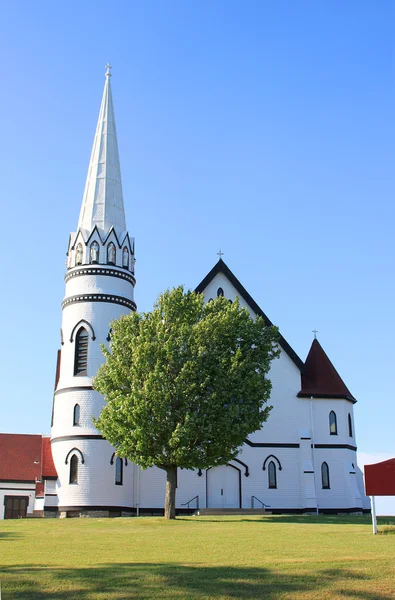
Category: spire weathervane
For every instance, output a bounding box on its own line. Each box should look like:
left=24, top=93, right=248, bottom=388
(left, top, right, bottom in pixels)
left=312, top=329, right=318, bottom=339
left=105, top=63, right=112, bottom=77
left=217, top=249, right=224, bottom=259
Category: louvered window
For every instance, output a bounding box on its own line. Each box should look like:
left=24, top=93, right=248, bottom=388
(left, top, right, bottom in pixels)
left=74, top=328, right=88, bottom=375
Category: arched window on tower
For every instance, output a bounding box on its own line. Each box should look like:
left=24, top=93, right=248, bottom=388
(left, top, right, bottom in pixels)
left=75, top=243, right=83, bottom=266
left=122, top=247, right=129, bottom=269
left=329, top=411, right=337, bottom=435
left=107, top=242, right=116, bottom=265
left=217, top=287, right=224, bottom=297
left=69, top=455, right=78, bottom=484
left=321, top=462, right=330, bottom=489
left=73, top=404, right=80, bottom=426
left=90, top=241, right=99, bottom=264
left=348, top=413, right=353, bottom=437
left=115, top=457, right=123, bottom=485
left=268, top=461, right=277, bottom=489
left=74, top=327, right=88, bottom=376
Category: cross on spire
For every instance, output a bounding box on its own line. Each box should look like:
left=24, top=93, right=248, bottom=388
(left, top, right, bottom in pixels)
left=105, top=63, right=112, bottom=77
left=217, top=249, right=224, bottom=259
left=312, top=329, right=318, bottom=339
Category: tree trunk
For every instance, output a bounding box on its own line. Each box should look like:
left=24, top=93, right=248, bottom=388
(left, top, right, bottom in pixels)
left=164, top=465, right=177, bottom=519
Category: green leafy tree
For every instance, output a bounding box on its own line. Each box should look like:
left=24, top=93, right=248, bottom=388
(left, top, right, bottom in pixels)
left=93, top=287, right=279, bottom=519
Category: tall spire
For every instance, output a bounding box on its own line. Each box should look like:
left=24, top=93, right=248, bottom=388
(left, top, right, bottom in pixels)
left=78, top=65, right=126, bottom=235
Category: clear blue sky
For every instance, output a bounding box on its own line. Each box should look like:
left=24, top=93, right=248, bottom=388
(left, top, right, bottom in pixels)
left=1, top=2, right=394, bottom=512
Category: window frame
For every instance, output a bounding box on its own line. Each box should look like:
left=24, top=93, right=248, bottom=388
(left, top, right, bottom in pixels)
left=329, top=410, right=337, bottom=435
left=268, top=461, right=277, bottom=489
left=69, top=454, right=78, bottom=484
left=73, top=404, right=80, bottom=426
left=75, top=243, right=83, bottom=266
left=348, top=413, right=353, bottom=437
left=90, top=241, right=100, bottom=264
left=122, top=247, right=129, bottom=269
left=321, top=461, right=330, bottom=489
left=107, top=242, right=116, bottom=265
left=115, top=457, right=123, bottom=486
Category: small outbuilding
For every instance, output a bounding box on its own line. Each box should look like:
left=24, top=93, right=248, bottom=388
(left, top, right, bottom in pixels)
left=0, top=434, right=57, bottom=519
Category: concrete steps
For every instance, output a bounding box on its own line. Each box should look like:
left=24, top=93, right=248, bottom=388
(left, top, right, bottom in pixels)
left=194, top=508, right=272, bottom=516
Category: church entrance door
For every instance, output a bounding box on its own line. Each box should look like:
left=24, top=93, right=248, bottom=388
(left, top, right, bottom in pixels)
left=207, top=465, right=240, bottom=508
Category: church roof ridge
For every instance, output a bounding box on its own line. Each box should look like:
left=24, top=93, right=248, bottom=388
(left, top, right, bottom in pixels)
left=77, top=65, right=127, bottom=236
left=195, top=258, right=305, bottom=371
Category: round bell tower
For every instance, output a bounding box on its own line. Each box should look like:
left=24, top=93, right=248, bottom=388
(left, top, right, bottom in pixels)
left=49, top=66, right=137, bottom=516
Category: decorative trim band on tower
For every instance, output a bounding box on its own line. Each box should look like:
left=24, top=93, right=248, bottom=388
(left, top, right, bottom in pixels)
left=65, top=267, right=136, bottom=285
left=61, top=294, right=136, bottom=311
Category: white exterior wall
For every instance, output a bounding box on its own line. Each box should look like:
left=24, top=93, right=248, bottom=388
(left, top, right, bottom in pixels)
left=133, top=271, right=367, bottom=513
left=51, top=439, right=133, bottom=508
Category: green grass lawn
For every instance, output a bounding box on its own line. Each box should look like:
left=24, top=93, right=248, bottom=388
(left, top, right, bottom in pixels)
left=1, top=515, right=395, bottom=599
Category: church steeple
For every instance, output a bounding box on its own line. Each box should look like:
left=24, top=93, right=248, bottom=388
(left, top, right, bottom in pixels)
left=52, top=66, right=136, bottom=517
left=77, top=65, right=126, bottom=236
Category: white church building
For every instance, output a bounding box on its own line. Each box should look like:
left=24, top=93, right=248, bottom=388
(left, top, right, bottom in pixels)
left=0, top=68, right=370, bottom=518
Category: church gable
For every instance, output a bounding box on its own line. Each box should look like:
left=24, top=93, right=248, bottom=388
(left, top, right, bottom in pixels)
left=195, top=259, right=304, bottom=372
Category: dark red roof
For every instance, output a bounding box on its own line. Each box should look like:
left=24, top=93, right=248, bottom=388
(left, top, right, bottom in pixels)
left=42, top=437, right=57, bottom=479
left=0, top=434, right=57, bottom=482
left=297, top=339, right=356, bottom=402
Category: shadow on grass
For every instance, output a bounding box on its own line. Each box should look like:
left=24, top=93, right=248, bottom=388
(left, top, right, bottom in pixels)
left=178, top=514, right=373, bottom=525
left=1, top=562, right=390, bottom=600
left=0, top=531, right=21, bottom=540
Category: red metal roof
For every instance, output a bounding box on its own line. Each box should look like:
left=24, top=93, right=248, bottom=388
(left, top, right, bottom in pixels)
left=365, top=459, right=395, bottom=496
left=297, top=339, right=356, bottom=402
left=0, top=434, right=57, bottom=482
left=42, top=437, right=57, bottom=479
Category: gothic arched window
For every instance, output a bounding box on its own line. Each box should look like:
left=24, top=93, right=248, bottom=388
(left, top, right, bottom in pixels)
left=74, top=327, right=88, bottom=376
left=107, top=242, right=116, bottom=265
left=122, top=247, right=129, bottom=269
left=268, top=461, right=277, bottom=489
left=329, top=411, right=337, bottom=435
left=321, top=462, right=330, bottom=489
left=348, top=413, right=353, bottom=437
left=69, top=455, right=78, bottom=484
left=73, top=404, right=80, bottom=426
left=90, top=241, right=99, bottom=264
left=217, top=287, right=224, bottom=297
left=115, top=457, right=123, bottom=485
left=76, top=243, right=83, bottom=266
